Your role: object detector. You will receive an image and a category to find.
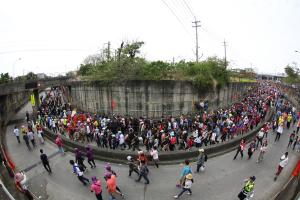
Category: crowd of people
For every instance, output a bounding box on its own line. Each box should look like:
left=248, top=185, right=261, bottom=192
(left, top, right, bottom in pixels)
left=24, top=83, right=278, bottom=154
left=11, top=81, right=300, bottom=200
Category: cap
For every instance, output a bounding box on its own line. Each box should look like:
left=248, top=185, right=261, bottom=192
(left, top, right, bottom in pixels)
left=15, top=172, right=24, bottom=182
left=91, top=176, right=97, bottom=182
left=127, top=156, right=132, bottom=161
left=186, top=174, right=193, bottom=180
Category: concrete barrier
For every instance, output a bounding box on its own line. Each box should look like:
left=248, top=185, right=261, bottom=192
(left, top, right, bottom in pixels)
left=43, top=110, right=274, bottom=164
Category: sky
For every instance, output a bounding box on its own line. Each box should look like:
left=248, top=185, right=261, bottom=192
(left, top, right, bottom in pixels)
left=0, top=0, right=300, bottom=77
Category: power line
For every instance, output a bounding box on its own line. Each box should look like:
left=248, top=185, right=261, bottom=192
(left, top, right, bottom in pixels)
left=160, top=0, right=193, bottom=39
left=182, top=0, right=196, bottom=18
left=173, top=0, right=193, bottom=20
left=0, top=48, right=92, bottom=55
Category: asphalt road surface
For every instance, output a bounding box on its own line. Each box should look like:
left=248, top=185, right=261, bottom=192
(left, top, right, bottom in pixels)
left=4, top=102, right=299, bottom=200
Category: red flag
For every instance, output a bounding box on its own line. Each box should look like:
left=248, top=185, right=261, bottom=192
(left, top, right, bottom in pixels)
left=111, top=100, right=117, bottom=111
left=292, top=160, right=300, bottom=177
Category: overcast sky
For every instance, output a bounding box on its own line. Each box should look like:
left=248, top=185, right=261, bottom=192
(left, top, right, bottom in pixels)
left=1, top=0, right=300, bottom=77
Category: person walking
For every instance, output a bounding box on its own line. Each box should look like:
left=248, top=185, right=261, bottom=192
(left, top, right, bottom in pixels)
left=86, top=146, right=96, bottom=168
left=106, top=173, right=125, bottom=200
left=15, top=172, right=33, bottom=200
left=195, top=149, right=205, bottom=173
left=234, top=138, right=246, bottom=160
left=40, top=149, right=52, bottom=174
left=150, top=146, right=159, bottom=168
left=274, top=152, right=289, bottom=181
left=23, top=132, right=31, bottom=150
left=69, top=160, right=90, bottom=185
left=293, top=136, right=299, bottom=151
left=135, top=160, right=150, bottom=184
left=174, top=173, right=193, bottom=199
left=256, top=128, right=264, bottom=149
left=238, top=176, right=256, bottom=200
left=90, top=176, right=103, bottom=200
left=27, top=130, right=36, bottom=147
left=104, top=164, right=125, bottom=197
left=287, top=131, right=296, bottom=148
left=274, top=124, right=283, bottom=143
left=13, top=126, right=21, bottom=143
left=256, top=140, right=267, bottom=163
left=177, top=159, right=192, bottom=187
left=55, top=135, right=65, bottom=155
left=248, top=140, right=256, bottom=159
left=126, top=156, right=139, bottom=177
left=75, top=148, right=87, bottom=171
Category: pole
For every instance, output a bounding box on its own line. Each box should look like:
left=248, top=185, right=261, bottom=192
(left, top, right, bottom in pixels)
left=13, top=58, right=21, bottom=78
left=107, top=41, right=111, bottom=61
left=223, top=40, right=227, bottom=68
left=192, top=19, right=201, bottom=63
left=0, top=179, right=16, bottom=200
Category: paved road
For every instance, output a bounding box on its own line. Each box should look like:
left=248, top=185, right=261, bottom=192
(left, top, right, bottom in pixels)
left=5, top=102, right=299, bottom=200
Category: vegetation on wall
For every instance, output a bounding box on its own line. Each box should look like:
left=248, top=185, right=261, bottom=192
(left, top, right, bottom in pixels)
left=284, top=63, right=300, bottom=83
left=78, top=41, right=230, bottom=91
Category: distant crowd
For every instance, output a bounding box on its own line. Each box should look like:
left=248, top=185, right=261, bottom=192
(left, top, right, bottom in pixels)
left=19, top=82, right=279, bottom=152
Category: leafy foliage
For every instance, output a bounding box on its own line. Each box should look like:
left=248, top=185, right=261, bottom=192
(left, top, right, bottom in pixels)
left=78, top=41, right=230, bottom=91
left=284, top=64, right=300, bottom=83
left=0, top=73, right=12, bottom=84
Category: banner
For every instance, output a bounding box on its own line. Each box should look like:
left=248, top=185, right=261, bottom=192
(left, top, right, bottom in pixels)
left=292, top=160, right=300, bottom=177
left=30, top=94, right=35, bottom=106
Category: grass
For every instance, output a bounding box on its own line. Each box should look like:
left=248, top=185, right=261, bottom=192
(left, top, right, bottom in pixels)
left=230, top=77, right=257, bottom=83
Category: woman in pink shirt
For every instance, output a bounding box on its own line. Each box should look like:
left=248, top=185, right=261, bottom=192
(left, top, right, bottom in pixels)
left=90, top=176, right=103, bottom=200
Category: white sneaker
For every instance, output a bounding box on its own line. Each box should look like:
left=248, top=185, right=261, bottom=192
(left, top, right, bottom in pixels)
left=187, top=192, right=192, bottom=195
left=174, top=195, right=178, bottom=199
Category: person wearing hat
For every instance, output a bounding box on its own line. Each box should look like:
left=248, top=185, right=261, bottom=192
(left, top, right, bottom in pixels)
left=69, top=160, right=90, bottom=186
left=106, top=172, right=125, bottom=199
left=274, top=152, right=289, bottom=181
left=104, top=164, right=124, bottom=197
left=195, top=149, right=205, bottom=173
left=238, top=176, right=256, bottom=200
left=127, top=156, right=139, bottom=177
left=15, top=171, right=34, bottom=200
left=256, top=128, right=264, bottom=149
left=174, top=173, right=193, bottom=199
left=90, top=176, right=103, bottom=200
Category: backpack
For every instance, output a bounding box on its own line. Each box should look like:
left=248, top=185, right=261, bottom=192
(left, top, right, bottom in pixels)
left=204, top=154, right=208, bottom=162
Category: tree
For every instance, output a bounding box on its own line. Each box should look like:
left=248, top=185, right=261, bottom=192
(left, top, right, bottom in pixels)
left=284, top=64, right=299, bottom=83
left=0, top=73, right=12, bottom=84
left=25, top=72, right=37, bottom=80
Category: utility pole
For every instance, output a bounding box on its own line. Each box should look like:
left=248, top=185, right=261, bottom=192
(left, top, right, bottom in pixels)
left=107, top=41, right=111, bottom=61
left=192, top=19, right=201, bottom=63
left=223, top=40, right=227, bottom=68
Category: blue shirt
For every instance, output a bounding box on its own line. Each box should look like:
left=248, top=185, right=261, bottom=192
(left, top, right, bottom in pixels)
left=181, top=166, right=192, bottom=177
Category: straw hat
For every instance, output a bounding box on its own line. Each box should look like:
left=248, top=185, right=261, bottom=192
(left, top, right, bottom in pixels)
left=186, top=174, right=193, bottom=180
left=198, top=148, right=204, bottom=153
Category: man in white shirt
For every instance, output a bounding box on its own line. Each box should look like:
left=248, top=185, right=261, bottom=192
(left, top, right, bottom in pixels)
left=13, top=126, right=20, bottom=143
left=119, top=131, right=125, bottom=150
left=274, top=152, right=288, bottom=181
left=274, top=124, right=283, bottom=143
left=150, top=146, right=159, bottom=168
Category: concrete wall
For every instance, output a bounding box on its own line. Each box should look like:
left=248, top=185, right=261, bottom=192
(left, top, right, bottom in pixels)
left=0, top=91, right=31, bottom=123
left=70, top=80, right=256, bottom=117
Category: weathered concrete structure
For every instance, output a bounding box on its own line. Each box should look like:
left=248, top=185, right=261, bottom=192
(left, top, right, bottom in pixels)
left=70, top=80, right=256, bottom=117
